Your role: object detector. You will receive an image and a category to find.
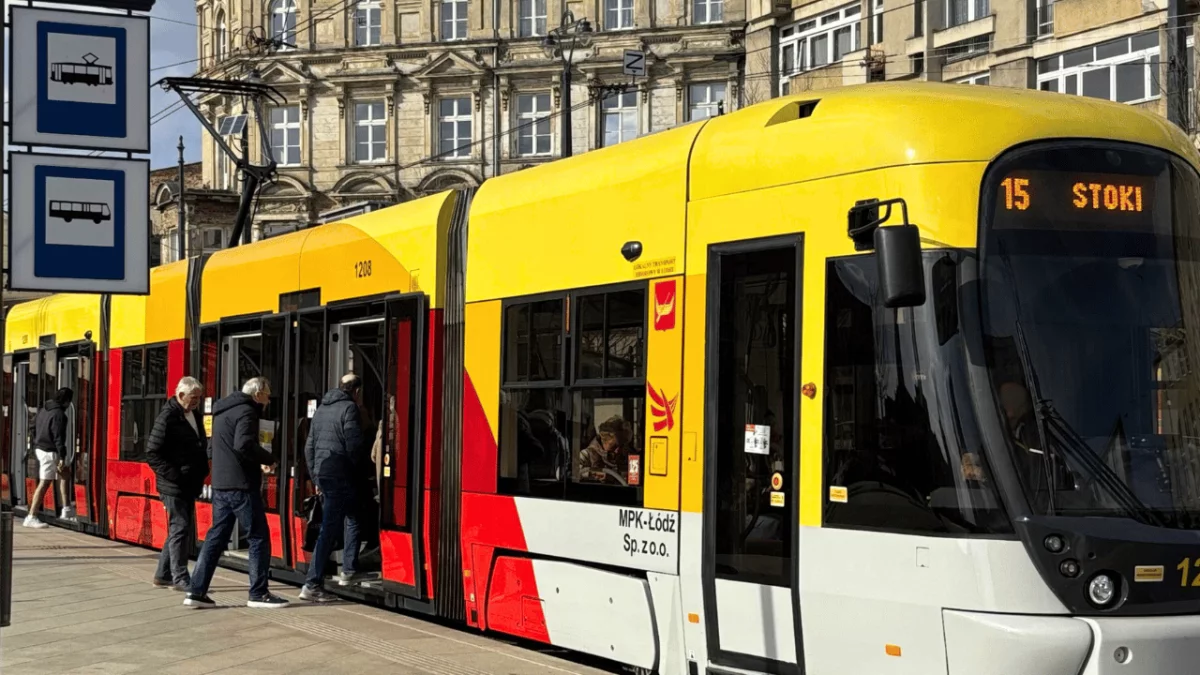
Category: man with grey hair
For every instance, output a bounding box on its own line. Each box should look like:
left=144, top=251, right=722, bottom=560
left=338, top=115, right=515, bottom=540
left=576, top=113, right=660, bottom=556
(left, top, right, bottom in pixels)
left=184, top=376, right=289, bottom=609
left=146, top=376, right=209, bottom=591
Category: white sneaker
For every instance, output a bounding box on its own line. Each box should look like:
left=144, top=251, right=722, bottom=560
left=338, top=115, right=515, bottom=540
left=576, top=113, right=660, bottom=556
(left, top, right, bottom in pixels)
left=60, top=507, right=76, bottom=521
left=22, top=515, right=48, bottom=529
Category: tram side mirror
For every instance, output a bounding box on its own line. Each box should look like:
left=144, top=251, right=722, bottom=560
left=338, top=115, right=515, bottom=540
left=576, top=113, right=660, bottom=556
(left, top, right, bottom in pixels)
left=875, top=225, right=926, bottom=308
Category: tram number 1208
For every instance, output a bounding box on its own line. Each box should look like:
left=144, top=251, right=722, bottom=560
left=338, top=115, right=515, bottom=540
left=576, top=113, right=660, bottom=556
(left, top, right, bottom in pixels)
left=354, top=260, right=373, bottom=278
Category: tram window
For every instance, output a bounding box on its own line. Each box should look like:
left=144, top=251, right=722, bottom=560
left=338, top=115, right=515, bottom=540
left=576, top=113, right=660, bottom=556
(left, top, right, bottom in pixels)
left=822, top=256, right=1011, bottom=535
left=498, top=287, right=646, bottom=506
left=119, top=345, right=169, bottom=462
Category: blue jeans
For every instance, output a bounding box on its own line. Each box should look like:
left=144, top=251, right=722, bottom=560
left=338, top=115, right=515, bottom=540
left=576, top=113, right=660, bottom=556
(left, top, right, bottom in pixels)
left=189, top=489, right=272, bottom=600
left=305, top=490, right=360, bottom=589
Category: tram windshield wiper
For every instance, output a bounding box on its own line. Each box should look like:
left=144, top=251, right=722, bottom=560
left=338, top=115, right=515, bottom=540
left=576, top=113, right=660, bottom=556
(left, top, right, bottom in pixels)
left=998, top=250, right=1162, bottom=527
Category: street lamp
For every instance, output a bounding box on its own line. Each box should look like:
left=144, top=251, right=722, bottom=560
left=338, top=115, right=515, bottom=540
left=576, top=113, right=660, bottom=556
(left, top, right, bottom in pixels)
left=542, top=10, right=592, bottom=158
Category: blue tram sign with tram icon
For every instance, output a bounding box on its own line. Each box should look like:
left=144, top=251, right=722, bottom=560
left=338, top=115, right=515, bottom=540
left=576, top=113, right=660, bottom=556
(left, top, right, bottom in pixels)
left=9, top=6, right=150, bottom=153
left=7, top=153, right=150, bottom=295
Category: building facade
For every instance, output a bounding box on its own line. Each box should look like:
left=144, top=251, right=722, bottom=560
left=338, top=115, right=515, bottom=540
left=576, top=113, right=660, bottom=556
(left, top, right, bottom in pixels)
left=747, top=0, right=1198, bottom=136
left=193, top=0, right=748, bottom=232
left=149, top=162, right=241, bottom=265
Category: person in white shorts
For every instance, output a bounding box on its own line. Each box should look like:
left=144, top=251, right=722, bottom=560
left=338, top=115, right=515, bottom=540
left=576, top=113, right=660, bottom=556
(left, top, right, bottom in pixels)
left=23, top=387, right=74, bottom=528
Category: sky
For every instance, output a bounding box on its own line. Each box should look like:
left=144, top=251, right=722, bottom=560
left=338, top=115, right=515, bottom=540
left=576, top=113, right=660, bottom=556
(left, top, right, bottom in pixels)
left=2, top=0, right=203, bottom=174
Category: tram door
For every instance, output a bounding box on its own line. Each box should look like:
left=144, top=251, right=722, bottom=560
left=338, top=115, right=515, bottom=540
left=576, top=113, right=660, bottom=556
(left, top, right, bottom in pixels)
left=326, top=317, right=386, bottom=577
left=218, top=330, right=289, bottom=567
left=57, top=350, right=95, bottom=522
left=10, top=360, right=34, bottom=506
left=702, top=239, right=802, bottom=673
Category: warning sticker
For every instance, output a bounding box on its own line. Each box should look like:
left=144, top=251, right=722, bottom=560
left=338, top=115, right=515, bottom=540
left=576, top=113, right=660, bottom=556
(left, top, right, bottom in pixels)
left=829, top=485, right=849, bottom=503
left=770, top=491, right=785, bottom=507
left=744, top=424, right=770, bottom=455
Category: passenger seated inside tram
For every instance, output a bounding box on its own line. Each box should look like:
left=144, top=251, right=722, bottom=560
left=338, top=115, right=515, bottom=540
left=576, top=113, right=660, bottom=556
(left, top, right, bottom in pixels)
left=578, top=415, right=634, bottom=486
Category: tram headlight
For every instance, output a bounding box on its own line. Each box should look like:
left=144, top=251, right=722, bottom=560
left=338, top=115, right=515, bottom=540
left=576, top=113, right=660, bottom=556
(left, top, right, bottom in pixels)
left=1087, top=573, right=1118, bottom=608
left=1044, top=534, right=1066, bottom=554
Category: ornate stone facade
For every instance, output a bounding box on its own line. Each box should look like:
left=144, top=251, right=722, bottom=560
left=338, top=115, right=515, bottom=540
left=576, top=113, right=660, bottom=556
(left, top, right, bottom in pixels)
left=193, top=0, right=747, bottom=231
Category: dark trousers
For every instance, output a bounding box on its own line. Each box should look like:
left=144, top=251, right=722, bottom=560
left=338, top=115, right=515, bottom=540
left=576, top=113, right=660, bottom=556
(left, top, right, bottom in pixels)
left=155, top=494, right=195, bottom=584
left=189, top=489, right=271, bottom=600
left=304, top=490, right=360, bottom=589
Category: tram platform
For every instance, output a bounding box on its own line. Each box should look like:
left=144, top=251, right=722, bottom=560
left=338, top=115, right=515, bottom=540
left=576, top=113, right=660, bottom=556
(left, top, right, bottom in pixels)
left=1, top=526, right=618, bottom=675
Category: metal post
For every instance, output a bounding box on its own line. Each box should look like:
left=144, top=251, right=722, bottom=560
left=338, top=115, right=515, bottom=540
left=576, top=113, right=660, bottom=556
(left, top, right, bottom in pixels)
left=239, top=122, right=252, bottom=245
left=561, top=67, right=573, bottom=158
left=1167, top=0, right=1188, bottom=129
left=176, top=136, right=186, bottom=261
left=0, top=14, right=12, bottom=630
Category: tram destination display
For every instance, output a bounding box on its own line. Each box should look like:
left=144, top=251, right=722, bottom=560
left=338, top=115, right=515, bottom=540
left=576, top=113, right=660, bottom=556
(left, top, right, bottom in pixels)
left=992, top=169, right=1162, bottom=232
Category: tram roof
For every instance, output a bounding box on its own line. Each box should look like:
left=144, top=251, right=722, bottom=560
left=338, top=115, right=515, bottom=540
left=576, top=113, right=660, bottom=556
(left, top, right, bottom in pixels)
left=466, top=81, right=1198, bottom=302
left=110, top=260, right=189, bottom=350
left=5, top=294, right=102, bottom=353
left=200, top=190, right=456, bottom=324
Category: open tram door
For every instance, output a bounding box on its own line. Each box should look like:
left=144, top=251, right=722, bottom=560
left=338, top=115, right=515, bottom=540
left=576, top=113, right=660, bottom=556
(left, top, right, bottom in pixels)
left=299, top=293, right=430, bottom=606
left=8, top=338, right=100, bottom=529
left=196, top=315, right=293, bottom=571
left=701, top=237, right=803, bottom=674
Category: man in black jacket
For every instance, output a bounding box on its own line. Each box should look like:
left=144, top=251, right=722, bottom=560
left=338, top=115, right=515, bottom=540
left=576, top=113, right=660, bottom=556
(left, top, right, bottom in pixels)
left=23, top=387, right=73, bottom=528
left=184, top=376, right=289, bottom=609
left=299, top=373, right=367, bottom=603
left=146, top=376, right=209, bottom=591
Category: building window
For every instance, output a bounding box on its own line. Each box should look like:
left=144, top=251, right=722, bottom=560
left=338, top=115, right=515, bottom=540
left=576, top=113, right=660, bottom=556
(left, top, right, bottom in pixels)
left=1036, top=0, right=1054, bottom=37
left=497, top=288, right=647, bottom=506
left=693, top=0, right=723, bottom=25
left=269, top=105, right=301, bottom=166
left=515, top=93, right=552, bottom=156
left=1036, top=32, right=1161, bottom=105
left=870, top=0, right=884, bottom=45
left=944, top=0, right=988, bottom=29
left=216, top=147, right=233, bottom=191
left=822, top=254, right=1010, bottom=535
left=606, top=0, right=634, bottom=30
left=438, top=97, right=473, bottom=158
left=201, top=228, right=224, bottom=251
left=215, top=10, right=227, bottom=62
left=120, top=345, right=168, bottom=462
left=914, top=0, right=924, bottom=37
left=441, top=0, right=468, bottom=40
left=943, top=34, right=991, bottom=63
left=355, top=0, right=382, bottom=46
left=957, top=73, right=990, bottom=85
left=270, top=0, right=297, bottom=50
left=519, top=0, right=547, bottom=37
left=688, top=82, right=725, bottom=120
left=779, top=3, right=861, bottom=90
left=354, top=101, right=387, bottom=163
left=601, top=90, right=638, bottom=147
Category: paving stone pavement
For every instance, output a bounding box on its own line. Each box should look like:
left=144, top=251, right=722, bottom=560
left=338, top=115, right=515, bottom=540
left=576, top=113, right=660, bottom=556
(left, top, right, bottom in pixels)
left=1, top=526, right=621, bottom=674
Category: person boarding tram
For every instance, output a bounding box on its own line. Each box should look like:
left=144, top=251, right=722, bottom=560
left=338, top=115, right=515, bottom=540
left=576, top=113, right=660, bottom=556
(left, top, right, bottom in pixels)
left=23, top=387, right=75, bottom=528
left=145, top=377, right=209, bottom=592
left=300, top=373, right=369, bottom=602
left=183, top=376, right=289, bottom=609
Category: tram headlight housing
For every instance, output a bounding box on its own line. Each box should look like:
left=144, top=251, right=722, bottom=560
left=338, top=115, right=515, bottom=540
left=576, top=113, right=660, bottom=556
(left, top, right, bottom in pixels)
left=1087, top=572, right=1119, bottom=608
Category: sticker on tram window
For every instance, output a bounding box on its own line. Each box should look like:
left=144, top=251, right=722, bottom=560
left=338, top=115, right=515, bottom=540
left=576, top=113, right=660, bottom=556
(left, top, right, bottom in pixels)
left=628, top=454, right=641, bottom=486
left=744, top=424, right=770, bottom=455
left=204, top=397, right=213, bottom=414
left=307, top=399, right=317, bottom=419
left=1135, top=565, right=1165, bottom=583
left=829, top=485, right=849, bottom=503
left=770, top=491, right=785, bottom=508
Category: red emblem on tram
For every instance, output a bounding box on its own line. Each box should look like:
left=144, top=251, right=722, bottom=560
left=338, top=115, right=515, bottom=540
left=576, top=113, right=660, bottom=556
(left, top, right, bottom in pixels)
left=648, top=383, right=678, bottom=432
left=653, top=280, right=677, bottom=331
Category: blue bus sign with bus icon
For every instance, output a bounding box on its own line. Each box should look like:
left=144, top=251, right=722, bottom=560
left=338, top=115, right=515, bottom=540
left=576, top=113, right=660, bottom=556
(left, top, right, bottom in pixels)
left=7, top=153, right=150, bottom=295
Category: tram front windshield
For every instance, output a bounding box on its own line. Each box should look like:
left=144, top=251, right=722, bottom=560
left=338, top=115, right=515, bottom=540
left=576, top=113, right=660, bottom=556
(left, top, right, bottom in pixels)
left=980, top=143, right=1200, bottom=528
